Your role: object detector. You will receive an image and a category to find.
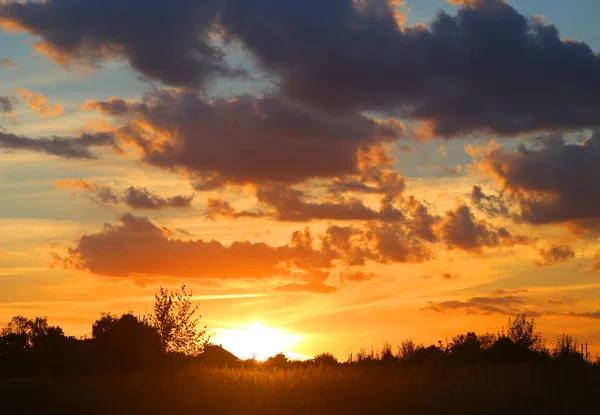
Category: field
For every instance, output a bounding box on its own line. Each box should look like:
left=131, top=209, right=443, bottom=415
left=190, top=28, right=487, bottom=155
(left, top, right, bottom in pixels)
left=3, top=364, right=600, bottom=414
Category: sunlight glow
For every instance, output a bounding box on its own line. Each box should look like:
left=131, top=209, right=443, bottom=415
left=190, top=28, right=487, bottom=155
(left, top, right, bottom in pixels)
left=212, top=323, right=305, bottom=361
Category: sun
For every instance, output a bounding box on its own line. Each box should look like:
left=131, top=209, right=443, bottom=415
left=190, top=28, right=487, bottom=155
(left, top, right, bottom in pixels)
left=212, top=323, right=305, bottom=361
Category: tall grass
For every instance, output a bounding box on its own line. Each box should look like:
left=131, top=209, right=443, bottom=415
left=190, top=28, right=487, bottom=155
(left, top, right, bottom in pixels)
left=3, top=364, right=600, bottom=414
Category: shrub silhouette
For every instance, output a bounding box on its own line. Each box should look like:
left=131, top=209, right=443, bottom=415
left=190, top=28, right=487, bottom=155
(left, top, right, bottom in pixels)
left=312, top=352, right=339, bottom=366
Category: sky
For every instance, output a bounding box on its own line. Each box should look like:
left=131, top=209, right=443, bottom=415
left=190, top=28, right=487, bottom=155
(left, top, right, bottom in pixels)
left=2, top=0, right=600, bottom=361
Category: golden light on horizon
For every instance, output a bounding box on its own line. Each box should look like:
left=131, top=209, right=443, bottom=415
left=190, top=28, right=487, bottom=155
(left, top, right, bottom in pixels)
left=212, top=323, right=305, bottom=361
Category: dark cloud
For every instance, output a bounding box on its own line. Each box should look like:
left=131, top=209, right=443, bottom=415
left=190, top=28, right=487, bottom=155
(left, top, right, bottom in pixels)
left=424, top=289, right=600, bottom=320
left=0, top=0, right=233, bottom=87
left=470, top=186, right=515, bottom=219
left=55, top=180, right=194, bottom=210
left=364, top=222, right=436, bottom=264
left=0, top=131, right=118, bottom=159
left=422, top=295, right=537, bottom=316
left=477, top=132, right=600, bottom=233
left=0, top=96, right=17, bottom=114
left=6, top=1, right=598, bottom=136
left=273, top=270, right=337, bottom=294
left=441, top=204, right=533, bottom=253
left=535, top=245, right=575, bottom=267
left=328, top=165, right=406, bottom=200
left=441, top=273, right=459, bottom=280
left=255, top=184, right=404, bottom=222
left=339, top=269, right=376, bottom=283
left=222, top=0, right=600, bottom=136
left=205, top=198, right=267, bottom=220
left=123, top=187, right=194, bottom=210
left=86, top=90, right=400, bottom=187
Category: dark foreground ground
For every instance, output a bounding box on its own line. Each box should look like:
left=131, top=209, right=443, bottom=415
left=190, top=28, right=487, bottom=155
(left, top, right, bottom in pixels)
left=2, top=364, right=600, bottom=414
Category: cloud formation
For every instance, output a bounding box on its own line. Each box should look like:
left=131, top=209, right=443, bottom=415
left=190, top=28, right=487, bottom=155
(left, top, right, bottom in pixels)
left=0, top=96, right=16, bottom=114
left=422, top=295, right=537, bottom=316
left=54, top=212, right=442, bottom=280
left=441, top=204, right=532, bottom=253
left=535, top=245, right=575, bottom=267
left=0, top=131, right=118, bottom=158
left=255, top=184, right=404, bottom=222
left=205, top=198, right=267, bottom=220
left=5, top=0, right=599, bottom=136
left=55, top=180, right=194, bottom=210
left=0, top=0, right=233, bottom=87
left=17, top=89, right=63, bottom=118
left=53, top=213, right=324, bottom=279
left=222, top=0, right=600, bottom=136
left=476, top=132, right=600, bottom=234
left=273, top=270, right=337, bottom=294
left=85, top=90, right=401, bottom=187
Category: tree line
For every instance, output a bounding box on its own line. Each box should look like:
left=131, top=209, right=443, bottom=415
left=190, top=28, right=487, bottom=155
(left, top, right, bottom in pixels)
left=1, top=286, right=598, bottom=377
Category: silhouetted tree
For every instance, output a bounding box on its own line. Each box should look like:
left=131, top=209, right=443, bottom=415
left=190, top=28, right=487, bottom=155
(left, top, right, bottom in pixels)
left=397, top=339, right=418, bottom=362
left=91, top=313, right=162, bottom=372
left=552, top=333, right=584, bottom=362
left=380, top=342, right=396, bottom=363
left=147, top=285, right=211, bottom=356
left=449, top=332, right=484, bottom=364
left=506, top=314, right=544, bottom=352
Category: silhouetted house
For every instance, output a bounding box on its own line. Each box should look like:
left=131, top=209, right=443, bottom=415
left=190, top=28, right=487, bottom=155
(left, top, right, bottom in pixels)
left=197, top=344, right=240, bottom=367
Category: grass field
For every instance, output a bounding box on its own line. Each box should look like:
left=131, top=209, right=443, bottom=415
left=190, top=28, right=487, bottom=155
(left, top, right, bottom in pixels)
left=3, top=364, right=600, bottom=414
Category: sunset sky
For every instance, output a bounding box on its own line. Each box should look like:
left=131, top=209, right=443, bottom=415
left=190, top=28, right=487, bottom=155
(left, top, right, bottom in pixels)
left=2, top=0, right=600, bottom=360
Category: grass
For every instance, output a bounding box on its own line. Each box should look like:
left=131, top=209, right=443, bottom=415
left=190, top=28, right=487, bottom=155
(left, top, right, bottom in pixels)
left=3, top=364, right=600, bottom=414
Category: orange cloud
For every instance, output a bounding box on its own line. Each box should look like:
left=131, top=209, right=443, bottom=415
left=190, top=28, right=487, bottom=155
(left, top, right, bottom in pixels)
left=16, top=89, right=63, bottom=118
left=535, top=245, right=575, bottom=268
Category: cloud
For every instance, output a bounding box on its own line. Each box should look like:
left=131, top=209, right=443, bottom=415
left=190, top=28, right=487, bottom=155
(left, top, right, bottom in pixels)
left=0, top=131, right=118, bottom=158
left=339, top=269, right=376, bottom=283
left=205, top=198, right=267, bottom=220
left=441, top=273, right=459, bottom=280
left=222, top=0, right=600, bottom=136
left=440, top=204, right=533, bottom=253
left=422, top=295, right=536, bottom=316
left=85, top=90, right=401, bottom=188
left=54, top=212, right=441, bottom=280
left=255, top=184, right=405, bottom=222
left=273, top=270, right=337, bottom=294
left=122, top=187, right=194, bottom=210
left=535, top=245, right=575, bottom=267
left=476, top=132, right=600, bottom=234
left=447, top=0, right=506, bottom=6
left=424, top=290, right=600, bottom=320
left=0, top=96, right=17, bottom=114
left=53, top=213, right=326, bottom=279
left=16, top=89, right=63, bottom=118
left=328, top=165, right=407, bottom=200
left=0, top=58, right=16, bottom=69
left=55, top=180, right=194, bottom=210
left=492, top=288, right=529, bottom=295
left=6, top=1, right=598, bottom=136
left=470, top=185, right=516, bottom=219
left=0, top=0, right=235, bottom=87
